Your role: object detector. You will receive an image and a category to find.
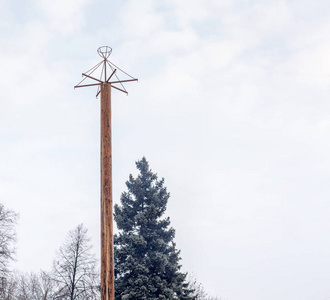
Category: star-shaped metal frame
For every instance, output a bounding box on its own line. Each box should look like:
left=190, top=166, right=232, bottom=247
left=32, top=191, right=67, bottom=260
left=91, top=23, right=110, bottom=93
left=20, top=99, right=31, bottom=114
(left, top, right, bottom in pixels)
left=74, top=46, right=138, bottom=97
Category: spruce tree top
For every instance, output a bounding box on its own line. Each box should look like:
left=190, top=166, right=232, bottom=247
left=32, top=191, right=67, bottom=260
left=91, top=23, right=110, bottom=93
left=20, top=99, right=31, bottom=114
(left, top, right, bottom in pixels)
left=115, top=157, right=172, bottom=236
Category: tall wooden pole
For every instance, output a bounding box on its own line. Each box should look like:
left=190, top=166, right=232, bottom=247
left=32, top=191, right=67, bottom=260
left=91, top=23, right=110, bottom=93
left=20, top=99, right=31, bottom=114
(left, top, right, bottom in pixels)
left=100, top=82, right=114, bottom=299
left=74, top=46, right=137, bottom=300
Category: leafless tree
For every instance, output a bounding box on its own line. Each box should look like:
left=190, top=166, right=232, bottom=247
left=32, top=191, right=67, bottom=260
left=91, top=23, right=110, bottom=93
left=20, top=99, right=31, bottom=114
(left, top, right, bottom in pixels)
left=0, top=203, right=18, bottom=278
left=0, top=203, right=18, bottom=298
left=0, top=273, right=18, bottom=300
left=0, top=270, right=55, bottom=299
left=13, top=271, right=55, bottom=300
left=188, top=275, right=222, bottom=300
left=51, top=224, right=100, bottom=299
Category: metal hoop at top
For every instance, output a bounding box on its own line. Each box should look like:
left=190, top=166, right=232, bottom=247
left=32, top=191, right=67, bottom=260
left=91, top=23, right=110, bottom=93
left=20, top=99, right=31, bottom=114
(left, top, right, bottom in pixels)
left=97, top=46, right=112, bottom=59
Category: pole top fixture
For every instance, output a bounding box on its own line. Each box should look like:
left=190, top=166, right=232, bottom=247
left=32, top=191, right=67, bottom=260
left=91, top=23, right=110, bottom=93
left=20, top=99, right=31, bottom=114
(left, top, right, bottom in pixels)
left=74, top=46, right=138, bottom=97
left=97, top=46, right=112, bottom=59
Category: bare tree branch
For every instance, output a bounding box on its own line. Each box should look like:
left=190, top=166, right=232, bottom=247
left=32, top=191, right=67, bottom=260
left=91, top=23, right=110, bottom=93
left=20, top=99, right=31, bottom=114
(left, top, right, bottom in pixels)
left=0, top=203, right=18, bottom=279
left=51, top=224, right=100, bottom=300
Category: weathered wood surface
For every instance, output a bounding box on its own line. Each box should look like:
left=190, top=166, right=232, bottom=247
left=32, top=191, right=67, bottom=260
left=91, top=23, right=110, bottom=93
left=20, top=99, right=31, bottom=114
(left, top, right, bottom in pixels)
left=100, top=82, right=114, bottom=300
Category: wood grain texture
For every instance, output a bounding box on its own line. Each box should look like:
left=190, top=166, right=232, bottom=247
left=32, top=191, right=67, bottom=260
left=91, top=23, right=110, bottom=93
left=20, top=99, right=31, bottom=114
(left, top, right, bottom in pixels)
left=100, top=82, right=114, bottom=299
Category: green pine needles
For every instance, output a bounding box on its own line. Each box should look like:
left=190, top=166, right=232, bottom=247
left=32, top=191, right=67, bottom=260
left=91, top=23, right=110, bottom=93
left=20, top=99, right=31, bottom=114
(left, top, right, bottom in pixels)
left=114, top=157, right=195, bottom=300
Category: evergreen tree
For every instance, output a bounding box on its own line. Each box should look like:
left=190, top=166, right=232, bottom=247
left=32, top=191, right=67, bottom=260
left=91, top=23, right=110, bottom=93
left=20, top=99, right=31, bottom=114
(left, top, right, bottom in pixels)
left=114, top=157, right=194, bottom=300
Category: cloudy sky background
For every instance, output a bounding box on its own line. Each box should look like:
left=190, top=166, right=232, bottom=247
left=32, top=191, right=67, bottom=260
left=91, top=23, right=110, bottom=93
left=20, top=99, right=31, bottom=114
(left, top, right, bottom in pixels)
left=1, top=0, right=330, bottom=299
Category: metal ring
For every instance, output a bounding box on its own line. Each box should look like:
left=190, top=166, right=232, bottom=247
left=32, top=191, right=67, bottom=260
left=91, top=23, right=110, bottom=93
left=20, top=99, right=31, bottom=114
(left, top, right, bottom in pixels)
left=97, top=46, right=112, bottom=59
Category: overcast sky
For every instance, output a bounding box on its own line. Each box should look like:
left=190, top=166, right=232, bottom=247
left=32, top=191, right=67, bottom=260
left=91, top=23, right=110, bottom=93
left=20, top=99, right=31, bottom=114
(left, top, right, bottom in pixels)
left=1, top=0, right=330, bottom=299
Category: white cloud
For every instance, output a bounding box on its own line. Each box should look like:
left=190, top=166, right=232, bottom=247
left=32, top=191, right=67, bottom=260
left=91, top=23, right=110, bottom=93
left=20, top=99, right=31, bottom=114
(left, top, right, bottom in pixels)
left=121, top=0, right=164, bottom=39
left=150, top=29, right=199, bottom=54
left=170, top=1, right=210, bottom=28
left=252, top=1, right=292, bottom=33
left=36, top=0, right=90, bottom=34
left=283, top=41, right=330, bottom=88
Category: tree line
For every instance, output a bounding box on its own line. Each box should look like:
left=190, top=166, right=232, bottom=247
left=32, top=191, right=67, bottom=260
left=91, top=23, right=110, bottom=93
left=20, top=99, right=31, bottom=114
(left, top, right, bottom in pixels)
left=0, top=157, right=220, bottom=299
left=0, top=223, right=99, bottom=299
